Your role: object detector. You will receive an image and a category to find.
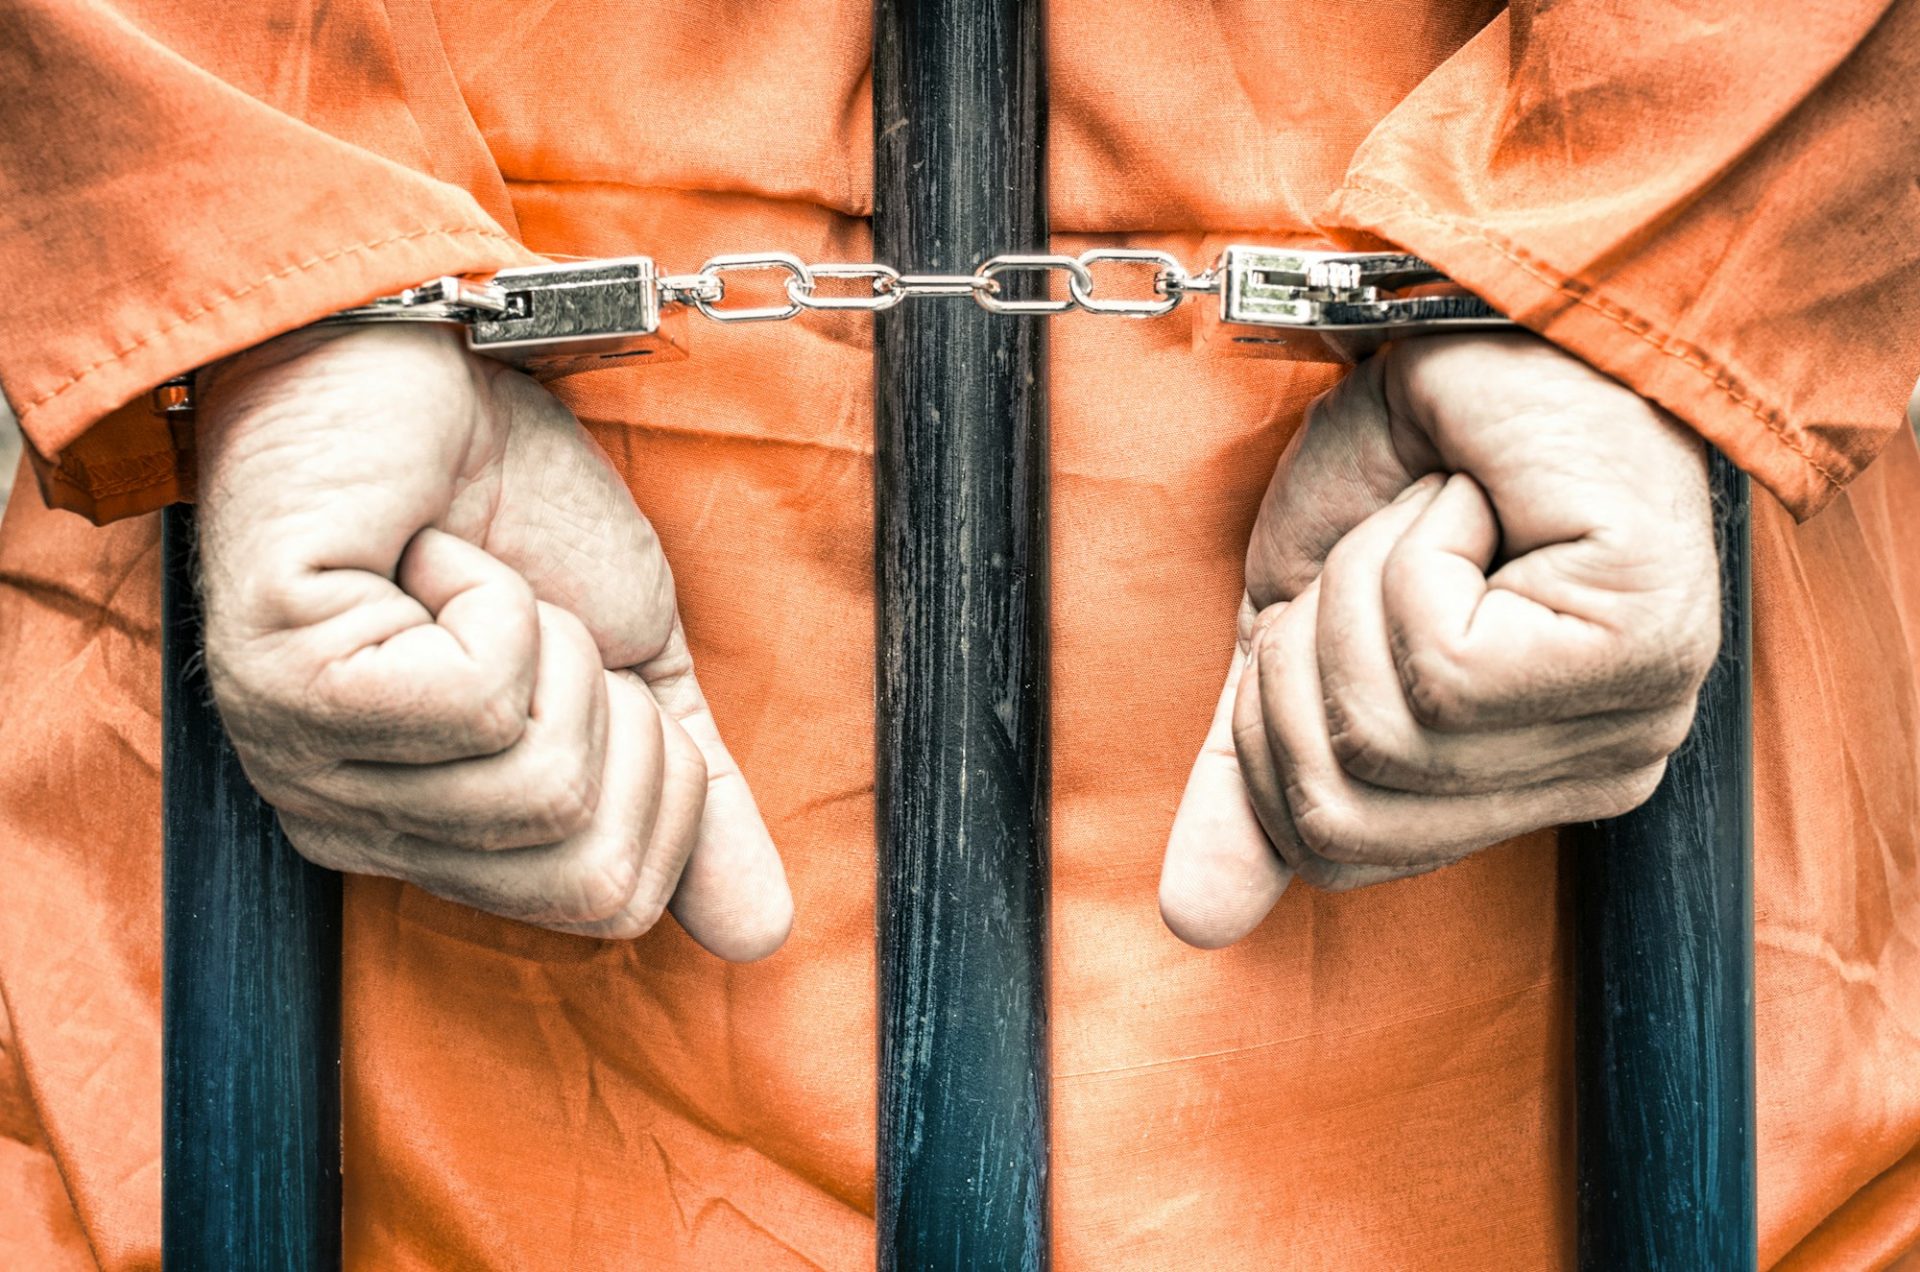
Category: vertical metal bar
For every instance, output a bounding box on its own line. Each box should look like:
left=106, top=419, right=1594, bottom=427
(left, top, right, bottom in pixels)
left=1571, top=453, right=1757, bottom=1270
left=872, top=2, right=1050, bottom=1268
left=162, top=503, right=343, bottom=1269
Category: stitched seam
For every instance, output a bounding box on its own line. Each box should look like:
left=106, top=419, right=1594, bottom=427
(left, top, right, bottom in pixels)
left=1342, top=175, right=1847, bottom=493
left=20, top=224, right=517, bottom=419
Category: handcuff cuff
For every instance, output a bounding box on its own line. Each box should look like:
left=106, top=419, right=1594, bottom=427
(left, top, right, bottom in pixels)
left=150, top=246, right=1516, bottom=416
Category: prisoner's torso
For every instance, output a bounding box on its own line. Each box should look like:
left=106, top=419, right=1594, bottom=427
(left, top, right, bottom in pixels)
left=3, top=2, right=1919, bottom=1267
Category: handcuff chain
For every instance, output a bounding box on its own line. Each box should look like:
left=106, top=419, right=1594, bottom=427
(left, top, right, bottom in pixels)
left=658, top=247, right=1211, bottom=324
left=152, top=246, right=1511, bottom=419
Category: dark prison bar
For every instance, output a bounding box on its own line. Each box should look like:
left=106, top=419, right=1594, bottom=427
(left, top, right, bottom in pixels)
left=1570, top=454, right=1759, bottom=1271
left=872, top=0, right=1052, bottom=1269
left=161, top=504, right=343, bottom=1271
left=155, top=12, right=1756, bottom=1270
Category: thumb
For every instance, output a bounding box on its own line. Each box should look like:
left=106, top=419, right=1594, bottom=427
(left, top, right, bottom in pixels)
left=1160, top=640, right=1293, bottom=948
left=479, top=379, right=792, bottom=958
left=639, top=619, right=794, bottom=962
left=1246, top=353, right=1435, bottom=606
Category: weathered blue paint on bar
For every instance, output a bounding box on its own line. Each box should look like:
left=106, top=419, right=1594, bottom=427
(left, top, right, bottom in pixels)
left=162, top=504, right=343, bottom=1270
left=1572, top=453, right=1757, bottom=1270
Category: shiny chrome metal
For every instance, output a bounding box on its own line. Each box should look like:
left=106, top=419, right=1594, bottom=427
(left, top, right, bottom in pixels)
left=321, top=296, right=469, bottom=327
left=151, top=376, right=196, bottom=418
left=154, top=246, right=1517, bottom=419
left=398, top=275, right=511, bottom=314
left=657, top=273, right=725, bottom=306
left=688, top=252, right=816, bottom=323
left=1071, top=248, right=1183, bottom=317
left=320, top=257, right=686, bottom=375
left=1214, top=245, right=1512, bottom=360
left=889, top=272, right=999, bottom=300
left=974, top=254, right=1092, bottom=314
left=791, top=263, right=907, bottom=312
left=464, top=258, right=680, bottom=370
left=1164, top=266, right=1219, bottom=296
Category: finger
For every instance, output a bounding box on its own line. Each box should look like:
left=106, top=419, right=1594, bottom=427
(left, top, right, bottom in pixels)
left=283, top=754, right=648, bottom=934
left=195, top=324, right=495, bottom=607
left=279, top=646, right=686, bottom=934
left=1316, top=477, right=1694, bottom=794
left=480, top=378, right=681, bottom=670
left=665, top=709, right=794, bottom=961
left=310, top=602, right=610, bottom=848
left=280, top=528, right=541, bottom=764
left=1160, top=644, right=1293, bottom=948
left=1261, top=584, right=1668, bottom=872
left=642, top=621, right=794, bottom=962
left=1232, top=612, right=1299, bottom=857
left=288, top=670, right=664, bottom=931
left=1244, top=591, right=1409, bottom=891
left=1384, top=334, right=1712, bottom=560
left=1381, top=474, right=1705, bottom=732
left=546, top=676, right=707, bottom=940
left=1245, top=355, right=1438, bottom=608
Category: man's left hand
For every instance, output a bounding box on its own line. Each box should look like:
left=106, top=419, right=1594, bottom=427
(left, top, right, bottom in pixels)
left=1159, top=334, right=1720, bottom=948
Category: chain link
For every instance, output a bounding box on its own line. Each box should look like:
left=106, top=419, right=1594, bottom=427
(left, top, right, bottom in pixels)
left=156, top=247, right=1508, bottom=417
left=660, top=247, right=1212, bottom=324
left=793, top=263, right=903, bottom=312
left=975, top=254, right=1091, bottom=315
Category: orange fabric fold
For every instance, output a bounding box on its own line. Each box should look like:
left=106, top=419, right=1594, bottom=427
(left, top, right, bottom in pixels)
left=1323, top=1, right=1920, bottom=519
left=2, top=2, right=1919, bottom=1269
left=0, top=0, right=536, bottom=521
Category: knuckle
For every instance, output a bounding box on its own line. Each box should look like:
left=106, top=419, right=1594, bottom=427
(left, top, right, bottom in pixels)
left=1296, top=854, right=1369, bottom=893
left=1287, top=782, right=1376, bottom=866
left=589, top=895, right=668, bottom=942
left=288, top=843, right=348, bottom=874
left=1577, top=764, right=1668, bottom=822
left=1589, top=706, right=1695, bottom=776
left=199, top=633, right=246, bottom=701
left=464, top=683, right=531, bottom=754
left=1607, top=764, right=1668, bottom=817
left=217, top=573, right=304, bottom=637
left=523, top=757, right=601, bottom=841
left=554, top=848, right=642, bottom=925
left=1678, top=621, right=1721, bottom=685
left=1631, top=600, right=1720, bottom=705
left=1644, top=703, right=1697, bottom=761
left=277, top=823, right=344, bottom=872
left=251, top=777, right=322, bottom=823
left=225, top=743, right=288, bottom=798
left=1323, top=689, right=1410, bottom=787
left=1397, top=639, right=1475, bottom=731
left=207, top=647, right=302, bottom=736
left=277, top=811, right=395, bottom=877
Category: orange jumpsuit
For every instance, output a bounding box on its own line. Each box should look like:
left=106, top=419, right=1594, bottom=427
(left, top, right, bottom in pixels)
left=3, top=1, right=1920, bottom=1267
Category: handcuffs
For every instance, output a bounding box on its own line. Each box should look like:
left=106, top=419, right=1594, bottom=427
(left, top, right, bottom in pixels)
left=152, top=246, right=1515, bottom=414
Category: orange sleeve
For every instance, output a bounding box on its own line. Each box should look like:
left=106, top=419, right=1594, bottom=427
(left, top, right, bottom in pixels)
left=1323, top=0, right=1920, bottom=520
left=0, top=0, right=539, bottom=523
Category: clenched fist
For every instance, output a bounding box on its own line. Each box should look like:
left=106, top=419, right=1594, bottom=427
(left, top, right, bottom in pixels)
left=1161, top=334, right=1718, bottom=947
left=195, top=323, right=791, bottom=957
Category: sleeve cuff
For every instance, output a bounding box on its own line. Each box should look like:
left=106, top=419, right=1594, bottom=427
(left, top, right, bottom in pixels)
left=1326, top=177, right=1857, bottom=521
left=10, top=221, right=535, bottom=524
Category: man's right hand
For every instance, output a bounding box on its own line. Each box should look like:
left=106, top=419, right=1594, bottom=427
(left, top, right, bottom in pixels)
left=194, top=323, right=792, bottom=959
